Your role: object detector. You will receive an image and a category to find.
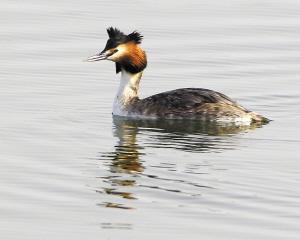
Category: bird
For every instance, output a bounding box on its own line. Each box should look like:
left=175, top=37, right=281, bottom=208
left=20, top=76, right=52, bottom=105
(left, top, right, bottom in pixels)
left=87, top=27, right=269, bottom=125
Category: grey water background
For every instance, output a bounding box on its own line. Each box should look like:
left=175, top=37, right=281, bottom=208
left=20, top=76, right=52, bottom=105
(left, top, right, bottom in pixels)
left=1, top=0, right=300, bottom=239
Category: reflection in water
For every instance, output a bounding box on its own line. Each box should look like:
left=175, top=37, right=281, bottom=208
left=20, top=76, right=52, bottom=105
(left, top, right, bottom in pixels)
left=102, top=119, right=145, bottom=174
left=98, top=202, right=134, bottom=210
left=97, top=117, right=267, bottom=208
left=101, top=222, right=133, bottom=229
left=110, top=116, right=265, bottom=154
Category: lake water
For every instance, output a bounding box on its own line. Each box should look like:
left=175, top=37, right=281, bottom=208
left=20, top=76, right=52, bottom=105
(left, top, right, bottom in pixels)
left=1, top=0, right=300, bottom=239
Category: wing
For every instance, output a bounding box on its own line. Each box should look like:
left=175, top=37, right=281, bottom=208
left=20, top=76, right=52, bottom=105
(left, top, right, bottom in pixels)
left=129, top=88, right=250, bottom=118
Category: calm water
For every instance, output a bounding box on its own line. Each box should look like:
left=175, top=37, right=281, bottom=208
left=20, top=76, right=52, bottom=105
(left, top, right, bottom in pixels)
left=1, top=0, right=300, bottom=239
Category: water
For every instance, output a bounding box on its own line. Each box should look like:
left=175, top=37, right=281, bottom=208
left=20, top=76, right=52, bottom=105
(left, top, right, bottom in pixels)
left=1, top=0, right=300, bottom=239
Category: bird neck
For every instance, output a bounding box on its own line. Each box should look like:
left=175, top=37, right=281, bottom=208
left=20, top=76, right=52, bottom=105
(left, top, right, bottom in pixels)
left=113, top=69, right=142, bottom=115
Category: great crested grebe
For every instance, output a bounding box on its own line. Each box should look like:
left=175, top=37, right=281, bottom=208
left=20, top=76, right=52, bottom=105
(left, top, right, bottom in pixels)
left=87, top=27, right=269, bottom=124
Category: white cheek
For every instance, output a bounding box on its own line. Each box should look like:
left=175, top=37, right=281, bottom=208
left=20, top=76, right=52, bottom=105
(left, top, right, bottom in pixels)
left=106, top=55, right=115, bottom=61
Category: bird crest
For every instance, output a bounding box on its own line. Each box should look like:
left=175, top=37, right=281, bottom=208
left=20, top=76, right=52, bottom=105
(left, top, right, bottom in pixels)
left=106, top=27, right=143, bottom=44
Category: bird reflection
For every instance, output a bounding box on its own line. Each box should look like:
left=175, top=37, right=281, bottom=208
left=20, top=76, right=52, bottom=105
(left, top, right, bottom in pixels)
left=102, top=118, right=145, bottom=174
left=98, top=117, right=267, bottom=207
left=110, top=116, right=264, bottom=153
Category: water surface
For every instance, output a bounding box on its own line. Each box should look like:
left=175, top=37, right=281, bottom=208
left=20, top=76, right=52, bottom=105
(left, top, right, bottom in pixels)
left=1, top=0, right=300, bottom=239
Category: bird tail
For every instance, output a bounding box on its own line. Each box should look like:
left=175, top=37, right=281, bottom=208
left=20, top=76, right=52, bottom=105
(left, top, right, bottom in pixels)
left=250, top=112, right=271, bottom=124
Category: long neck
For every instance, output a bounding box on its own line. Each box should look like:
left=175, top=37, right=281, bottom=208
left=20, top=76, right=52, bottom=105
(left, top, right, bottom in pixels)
left=113, top=69, right=142, bottom=115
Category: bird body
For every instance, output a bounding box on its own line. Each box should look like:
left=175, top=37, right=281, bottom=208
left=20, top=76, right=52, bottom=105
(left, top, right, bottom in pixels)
left=87, top=27, right=269, bottom=125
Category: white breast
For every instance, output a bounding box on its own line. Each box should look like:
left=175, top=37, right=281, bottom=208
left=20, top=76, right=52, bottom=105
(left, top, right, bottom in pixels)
left=112, top=69, right=142, bottom=116
left=112, top=97, right=130, bottom=116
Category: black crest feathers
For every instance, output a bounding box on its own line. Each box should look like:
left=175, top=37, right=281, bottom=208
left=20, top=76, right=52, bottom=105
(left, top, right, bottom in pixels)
left=127, top=31, right=143, bottom=44
left=106, top=27, right=143, bottom=44
left=106, top=27, right=126, bottom=41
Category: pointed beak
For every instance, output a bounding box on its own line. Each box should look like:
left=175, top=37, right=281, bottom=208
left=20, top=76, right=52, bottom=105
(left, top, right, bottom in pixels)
left=86, top=52, right=107, bottom=62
